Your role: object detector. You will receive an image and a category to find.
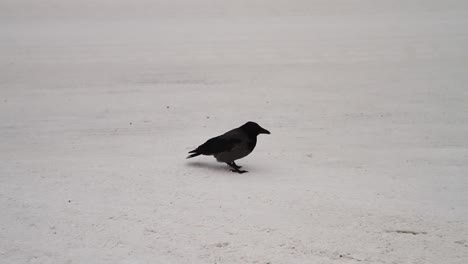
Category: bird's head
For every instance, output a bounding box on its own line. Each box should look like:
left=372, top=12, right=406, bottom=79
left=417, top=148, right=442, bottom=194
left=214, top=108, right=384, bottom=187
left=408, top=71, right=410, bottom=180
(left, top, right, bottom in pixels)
left=242, top=121, right=271, bottom=136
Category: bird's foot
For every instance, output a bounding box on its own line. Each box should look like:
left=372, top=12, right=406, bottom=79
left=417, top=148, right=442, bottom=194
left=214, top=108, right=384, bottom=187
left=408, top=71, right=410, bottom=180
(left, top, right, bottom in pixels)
left=230, top=169, right=248, bottom=174
left=231, top=162, right=242, bottom=169
left=227, top=162, right=244, bottom=172
left=226, top=161, right=242, bottom=170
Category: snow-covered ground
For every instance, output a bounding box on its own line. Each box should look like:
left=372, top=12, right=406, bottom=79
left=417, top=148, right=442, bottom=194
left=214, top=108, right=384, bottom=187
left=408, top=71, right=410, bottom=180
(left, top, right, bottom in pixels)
left=1, top=1, right=467, bottom=263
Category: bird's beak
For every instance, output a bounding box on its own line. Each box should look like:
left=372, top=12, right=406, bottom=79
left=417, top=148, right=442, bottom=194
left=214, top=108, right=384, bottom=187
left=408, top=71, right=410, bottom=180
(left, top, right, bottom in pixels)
left=260, top=128, right=271, bottom=134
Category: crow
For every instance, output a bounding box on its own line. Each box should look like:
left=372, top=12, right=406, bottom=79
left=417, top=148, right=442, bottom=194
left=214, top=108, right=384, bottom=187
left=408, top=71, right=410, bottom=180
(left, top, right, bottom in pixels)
left=187, top=121, right=270, bottom=173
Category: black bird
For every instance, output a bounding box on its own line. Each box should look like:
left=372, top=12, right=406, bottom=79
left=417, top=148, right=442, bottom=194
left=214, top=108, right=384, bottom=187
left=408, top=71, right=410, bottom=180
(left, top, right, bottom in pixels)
left=187, top=121, right=270, bottom=173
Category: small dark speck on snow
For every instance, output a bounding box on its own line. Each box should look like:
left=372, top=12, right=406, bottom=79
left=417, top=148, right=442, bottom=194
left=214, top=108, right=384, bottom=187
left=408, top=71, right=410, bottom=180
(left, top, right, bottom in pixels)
left=386, top=230, right=427, bottom=235
left=215, top=242, right=230, bottom=248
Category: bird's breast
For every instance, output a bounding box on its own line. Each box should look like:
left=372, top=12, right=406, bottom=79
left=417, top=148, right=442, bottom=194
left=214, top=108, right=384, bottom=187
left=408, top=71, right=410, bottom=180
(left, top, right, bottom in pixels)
left=247, top=139, right=257, bottom=151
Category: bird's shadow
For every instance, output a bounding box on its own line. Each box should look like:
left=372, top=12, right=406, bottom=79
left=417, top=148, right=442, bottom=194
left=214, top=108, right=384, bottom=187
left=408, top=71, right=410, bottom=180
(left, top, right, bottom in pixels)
left=186, top=161, right=236, bottom=174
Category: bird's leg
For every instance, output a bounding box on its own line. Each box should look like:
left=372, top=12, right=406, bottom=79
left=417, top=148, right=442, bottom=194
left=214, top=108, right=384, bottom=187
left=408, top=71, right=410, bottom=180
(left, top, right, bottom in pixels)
left=231, top=161, right=242, bottom=169
left=227, top=162, right=247, bottom=174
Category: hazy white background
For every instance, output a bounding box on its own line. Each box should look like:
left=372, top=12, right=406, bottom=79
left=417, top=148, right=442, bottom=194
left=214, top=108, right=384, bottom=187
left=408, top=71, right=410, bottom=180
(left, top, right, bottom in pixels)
left=1, top=1, right=467, bottom=263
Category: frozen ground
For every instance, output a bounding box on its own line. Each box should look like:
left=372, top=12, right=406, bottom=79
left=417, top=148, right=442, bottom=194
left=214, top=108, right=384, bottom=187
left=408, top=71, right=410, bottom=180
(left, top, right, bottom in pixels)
left=1, top=1, right=468, bottom=263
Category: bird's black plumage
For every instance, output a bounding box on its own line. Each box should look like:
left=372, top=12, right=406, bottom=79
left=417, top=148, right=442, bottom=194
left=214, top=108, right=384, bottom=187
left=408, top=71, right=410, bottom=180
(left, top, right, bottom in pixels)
left=187, top=121, right=270, bottom=173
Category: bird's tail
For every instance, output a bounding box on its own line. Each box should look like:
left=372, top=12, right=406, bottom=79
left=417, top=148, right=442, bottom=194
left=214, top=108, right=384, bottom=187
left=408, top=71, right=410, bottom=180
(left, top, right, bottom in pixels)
left=186, top=149, right=201, bottom=159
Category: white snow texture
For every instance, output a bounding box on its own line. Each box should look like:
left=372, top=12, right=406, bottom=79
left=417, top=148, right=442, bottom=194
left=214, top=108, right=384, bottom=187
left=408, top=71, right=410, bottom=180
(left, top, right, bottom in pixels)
left=1, top=1, right=467, bottom=263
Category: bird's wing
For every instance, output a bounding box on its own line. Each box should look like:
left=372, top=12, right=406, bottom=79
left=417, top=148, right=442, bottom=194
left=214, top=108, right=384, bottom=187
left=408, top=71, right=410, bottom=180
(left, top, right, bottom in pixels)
left=194, top=135, right=242, bottom=155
